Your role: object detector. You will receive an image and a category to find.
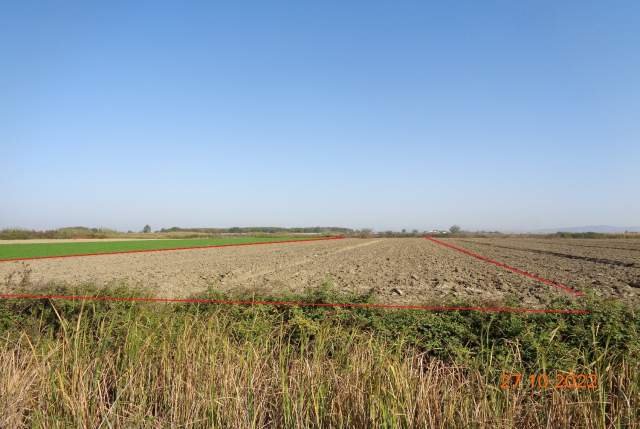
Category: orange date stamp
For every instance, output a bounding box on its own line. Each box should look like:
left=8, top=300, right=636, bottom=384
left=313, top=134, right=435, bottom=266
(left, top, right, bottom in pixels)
left=500, top=372, right=598, bottom=390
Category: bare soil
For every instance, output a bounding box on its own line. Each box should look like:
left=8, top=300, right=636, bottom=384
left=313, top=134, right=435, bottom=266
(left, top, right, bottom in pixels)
left=1, top=237, right=638, bottom=307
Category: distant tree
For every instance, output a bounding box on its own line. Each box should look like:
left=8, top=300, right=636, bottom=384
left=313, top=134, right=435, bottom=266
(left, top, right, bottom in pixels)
left=401, top=229, right=407, bottom=234
left=358, top=228, right=373, bottom=238
left=412, top=229, right=419, bottom=235
left=143, top=225, right=151, bottom=233
left=449, top=225, right=461, bottom=234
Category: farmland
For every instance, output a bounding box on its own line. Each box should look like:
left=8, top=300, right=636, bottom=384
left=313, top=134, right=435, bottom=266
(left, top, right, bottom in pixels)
left=0, top=235, right=334, bottom=261
left=1, top=235, right=639, bottom=427
left=2, top=236, right=639, bottom=308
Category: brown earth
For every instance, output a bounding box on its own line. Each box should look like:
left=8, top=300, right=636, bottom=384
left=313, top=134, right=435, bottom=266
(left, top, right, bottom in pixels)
left=1, top=237, right=639, bottom=308
left=450, top=237, right=640, bottom=301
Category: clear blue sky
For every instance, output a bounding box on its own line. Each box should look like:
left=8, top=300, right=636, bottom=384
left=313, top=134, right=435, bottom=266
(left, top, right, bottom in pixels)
left=2, top=1, right=639, bottom=232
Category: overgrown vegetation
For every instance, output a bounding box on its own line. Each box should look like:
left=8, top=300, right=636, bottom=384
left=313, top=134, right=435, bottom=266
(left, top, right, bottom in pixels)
left=0, top=283, right=638, bottom=428
left=0, top=227, right=120, bottom=240
left=0, top=226, right=352, bottom=240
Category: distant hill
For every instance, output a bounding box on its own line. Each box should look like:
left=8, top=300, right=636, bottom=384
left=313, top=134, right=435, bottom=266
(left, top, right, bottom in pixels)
left=532, top=225, right=640, bottom=234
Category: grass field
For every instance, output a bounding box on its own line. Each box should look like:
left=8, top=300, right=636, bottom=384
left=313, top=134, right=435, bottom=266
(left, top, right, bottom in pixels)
left=0, top=236, right=330, bottom=260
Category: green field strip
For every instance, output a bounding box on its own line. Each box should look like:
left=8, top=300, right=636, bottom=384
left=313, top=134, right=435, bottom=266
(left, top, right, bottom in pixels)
left=0, top=236, right=324, bottom=260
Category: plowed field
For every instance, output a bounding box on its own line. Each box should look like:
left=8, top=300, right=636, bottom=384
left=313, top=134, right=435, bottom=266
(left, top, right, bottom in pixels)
left=2, top=237, right=638, bottom=308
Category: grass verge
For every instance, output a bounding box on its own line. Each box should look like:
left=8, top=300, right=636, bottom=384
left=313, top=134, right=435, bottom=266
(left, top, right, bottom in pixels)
left=0, top=283, right=638, bottom=428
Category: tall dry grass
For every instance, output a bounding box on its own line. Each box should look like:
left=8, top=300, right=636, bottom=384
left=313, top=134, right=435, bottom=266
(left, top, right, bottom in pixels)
left=0, top=286, right=638, bottom=428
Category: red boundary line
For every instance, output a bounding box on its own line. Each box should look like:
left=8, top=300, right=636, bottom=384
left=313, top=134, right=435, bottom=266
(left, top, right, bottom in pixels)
left=0, top=293, right=589, bottom=314
left=425, top=236, right=585, bottom=297
left=0, top=236, right=345, bottom=263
